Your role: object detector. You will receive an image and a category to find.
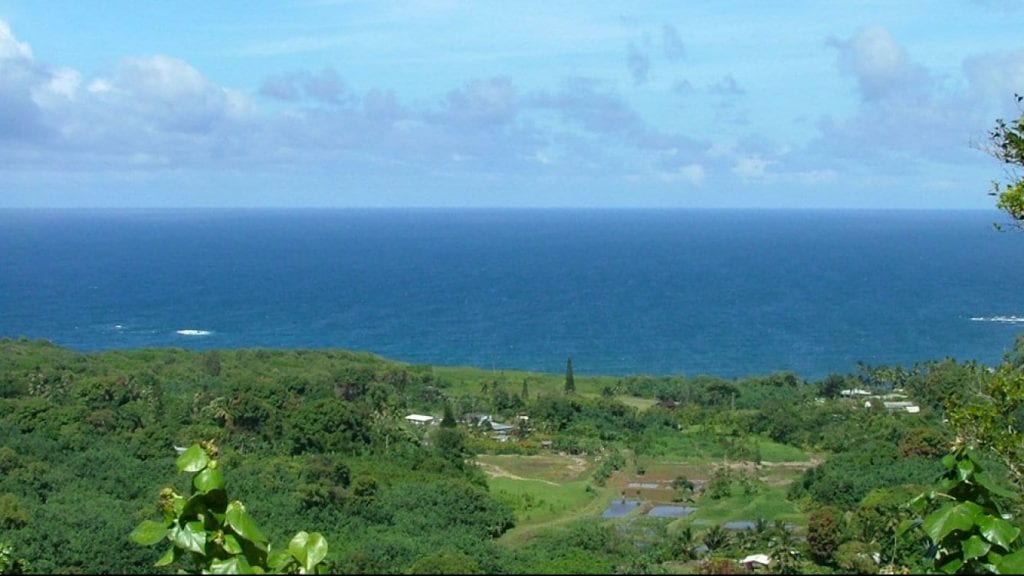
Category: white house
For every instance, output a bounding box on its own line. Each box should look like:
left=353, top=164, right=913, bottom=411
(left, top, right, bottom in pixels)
left=739, top=554, right=771, bottom=570
left=404, top=414, right=435, bottom=425
left=841, top=388, right=872, bottom=397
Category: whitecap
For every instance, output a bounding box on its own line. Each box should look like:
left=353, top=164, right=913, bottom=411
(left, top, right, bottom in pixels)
left=970, top=316, right=1024, bottom=324
left=176, top=329, right=212, bottom=336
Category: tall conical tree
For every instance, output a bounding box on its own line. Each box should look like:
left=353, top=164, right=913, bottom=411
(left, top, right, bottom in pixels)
left=440, top=402, right=456, bottom=428
left=564, top=357, right=575, bottom=394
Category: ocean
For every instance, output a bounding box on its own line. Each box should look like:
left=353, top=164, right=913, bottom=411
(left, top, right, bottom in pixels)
left=2, top=208, right=1022, bottom=380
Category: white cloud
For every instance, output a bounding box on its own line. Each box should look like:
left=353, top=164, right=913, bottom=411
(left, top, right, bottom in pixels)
left=827, top=25, right=930, bottom=102
left=0, top=20, right=32, bottom=61
left=87, top=78, right=112, bottom=94
left=813, top=25, right=997, bottom=168
left=260, top=68, right=355, bottom=105
left=31, top=67, right=81, bottom=104
left=0, top=20, right=258, bottom=169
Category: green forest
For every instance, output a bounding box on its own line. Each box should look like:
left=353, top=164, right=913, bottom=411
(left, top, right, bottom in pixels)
left=0, top=332, right=1022, bottom=574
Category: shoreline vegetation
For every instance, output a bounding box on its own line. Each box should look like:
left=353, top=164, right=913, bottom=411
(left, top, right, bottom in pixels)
left=1, top=334, right=1022, bottom=574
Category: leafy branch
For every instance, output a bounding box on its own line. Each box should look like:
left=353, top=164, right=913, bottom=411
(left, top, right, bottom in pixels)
left=130, top=441, right=331, bottom=574
left=903, top=446, right=1024, bottom=574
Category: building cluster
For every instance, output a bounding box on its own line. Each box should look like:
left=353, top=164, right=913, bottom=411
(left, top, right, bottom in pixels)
left=403, top=412, right=530, bottom=442
left=839, top=388, right=921, bottom=413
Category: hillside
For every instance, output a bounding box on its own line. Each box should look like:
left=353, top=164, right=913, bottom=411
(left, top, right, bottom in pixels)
left=0, top=337, right=1019, bottom=574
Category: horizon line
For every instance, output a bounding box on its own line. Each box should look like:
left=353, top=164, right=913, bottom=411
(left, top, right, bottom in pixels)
left=0, top=205, right=1002, bottom=212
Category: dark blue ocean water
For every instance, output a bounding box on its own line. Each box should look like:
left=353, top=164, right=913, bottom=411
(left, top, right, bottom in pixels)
left=2, top=208, right=1023, bottom=380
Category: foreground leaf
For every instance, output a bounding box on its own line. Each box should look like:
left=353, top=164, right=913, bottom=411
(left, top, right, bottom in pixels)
left=924, top=502, right=982, bottom=543
left=129, top=520, right=169, bottom=546
left=962, top=534, right=991, bottom=561
left=997, top=548, right=1024, bottom=574
left=177, top=444, right=210, bottom=473
left=209, top=555, right=252, bottom=574
left=171, top=520, right=207, bottom=555
left=154, top=545, right=177, bottom=567
left=194, top=466, right=225, bottom=494
left=289, top=531, right=328, bottom=572
left=978, top=515, right=1020, bottom=550
left=226, top=501, right=267, bottom=545
left=222, top=533, right=243, bottom=555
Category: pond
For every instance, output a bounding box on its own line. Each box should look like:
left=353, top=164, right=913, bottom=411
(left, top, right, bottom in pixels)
left=723, top=520, right=757, bottom=530
left=647, top=505, right=697, bottom=518
left=602, top=500, right=642, bottom=518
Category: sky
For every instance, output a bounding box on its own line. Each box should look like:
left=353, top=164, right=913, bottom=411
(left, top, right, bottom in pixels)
left=1, top=1, right=1023, bottom=209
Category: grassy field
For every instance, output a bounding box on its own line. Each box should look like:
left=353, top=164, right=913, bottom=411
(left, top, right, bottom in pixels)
left=476, top=453, right=621, bottom=546
left=477, top=437, right=814, bottom=549
left=683, top=486, right=805, bottom=528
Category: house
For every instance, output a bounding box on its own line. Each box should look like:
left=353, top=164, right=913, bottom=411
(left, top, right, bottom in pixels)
left=864, top=400, right=921, bottom=414
left=739, top=554, right=771, bottom=571
left=404, top=414, right=435, bottom=425
left=840, top=388, right=872, bottom=397
left=460, top=412, right=492, bottom=427
left=882, top=401, right=920, bottom=413
left=488, top=421, right=515, bottom=441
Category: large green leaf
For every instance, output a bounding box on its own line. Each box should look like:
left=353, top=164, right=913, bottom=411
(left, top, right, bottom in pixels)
left=978, top=515, right=1021, bottom=550
left=208, top=556, right=252, bottom=574
left=194, top=466, right=225, bottom=494
left=268, top=548, right=294, bottom=572
left=924, top=502, right=982, bottom=543
left=289, top=531, right=310, bottom=565
left=172, top=495, right=186, bottom=517
left=289, top=531, right=328, bottom=573
left=305, top=533, right=328, bottom=573
left=222, top=533, right=244, bottom=555
left=181, top=492, right=208, bottom=521
left=975, top=471, right=1017, bottom=500
left=942, top=453, right=957, bottom=470
left=129, top=519, right=169, bottom=546
left=154, top=546, right=177, bottom=567
left=962, top=534, right=992, bottom=561
left=226, top=501, right=267, bottom=545
left=176, top=444, right=210, bottom=473
left=170, top=520, right=207, bottom=555
left=996, top=548, right=1024, bottom=574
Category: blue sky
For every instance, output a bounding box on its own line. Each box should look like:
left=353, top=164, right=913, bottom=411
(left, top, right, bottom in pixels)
left=1, top=1, right=1022, bottom=208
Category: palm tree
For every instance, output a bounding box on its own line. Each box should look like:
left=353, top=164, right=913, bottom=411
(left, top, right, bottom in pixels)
left=671, top=526, right=698, bottom=560
left=701, top=524, right=732, bottom=554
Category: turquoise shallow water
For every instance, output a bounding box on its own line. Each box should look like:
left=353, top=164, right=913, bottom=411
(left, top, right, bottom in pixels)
left=1, top=208, right=1022, bottom=380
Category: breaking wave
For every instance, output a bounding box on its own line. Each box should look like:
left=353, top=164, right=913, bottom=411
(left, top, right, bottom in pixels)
left=969, top=316, right=1024, bottom=324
